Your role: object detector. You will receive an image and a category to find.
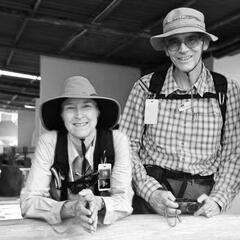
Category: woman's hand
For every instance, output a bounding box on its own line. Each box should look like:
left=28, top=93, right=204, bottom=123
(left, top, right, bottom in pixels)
left=73, top=189, right=96, bottom=232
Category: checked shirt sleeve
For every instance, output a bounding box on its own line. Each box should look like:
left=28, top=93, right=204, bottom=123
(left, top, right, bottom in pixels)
left=210, top=79, right=240, bottom=210
left=119, top=78, right=162, bottom=202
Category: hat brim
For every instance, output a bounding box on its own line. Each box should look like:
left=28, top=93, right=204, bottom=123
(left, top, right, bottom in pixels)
left=40, top=95, right=121, bottom=131
left=150, top=27, right=218, bottom=51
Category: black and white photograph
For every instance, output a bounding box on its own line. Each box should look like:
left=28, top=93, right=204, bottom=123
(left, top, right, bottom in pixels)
left=0, top=1, right=240, bottom=239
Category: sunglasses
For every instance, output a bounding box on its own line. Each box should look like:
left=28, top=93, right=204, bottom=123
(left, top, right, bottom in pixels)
left=67, top=171, right=99, bottom=194
left=165, top=35, right=203, bottom=52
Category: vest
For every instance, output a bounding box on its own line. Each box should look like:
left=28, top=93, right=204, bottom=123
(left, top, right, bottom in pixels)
left=50, top=128, right=115, bottom=200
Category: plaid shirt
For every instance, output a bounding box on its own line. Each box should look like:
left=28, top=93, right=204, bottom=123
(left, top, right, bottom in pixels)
left=119, top=64, right=240, bottom=210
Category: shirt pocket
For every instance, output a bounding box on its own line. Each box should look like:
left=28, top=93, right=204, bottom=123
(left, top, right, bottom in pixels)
left=146, top=100, right=178, bottom=149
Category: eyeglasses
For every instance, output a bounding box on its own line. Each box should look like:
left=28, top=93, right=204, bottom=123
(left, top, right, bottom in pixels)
left=165, top=35, right=203, bottom=52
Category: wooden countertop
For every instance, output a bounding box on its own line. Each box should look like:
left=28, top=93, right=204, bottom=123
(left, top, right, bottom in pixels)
left=0, top=214, right=240, bottom=240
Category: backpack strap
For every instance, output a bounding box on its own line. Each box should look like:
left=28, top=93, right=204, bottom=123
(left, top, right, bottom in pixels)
left=210, top=71, right=228, bottom=142
left=149, top=67, right=168, bottom=98
left=148, top=69, right=228, bottom=144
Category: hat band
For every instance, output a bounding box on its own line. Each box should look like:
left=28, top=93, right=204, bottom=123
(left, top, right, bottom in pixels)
left=164, top=16, right=206, bottom=33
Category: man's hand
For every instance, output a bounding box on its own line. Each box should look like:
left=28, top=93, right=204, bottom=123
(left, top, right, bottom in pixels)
left=149, top=189, right=180, bottom=216
left=194, top=194, right=221, bottom=218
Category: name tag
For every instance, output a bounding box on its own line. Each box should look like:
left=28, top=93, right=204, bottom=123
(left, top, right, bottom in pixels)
left=178, top=101, right=191, bottom=112
left=98, top=163, right=111, bottom=191
left=144, top=99, right=159, bottom=124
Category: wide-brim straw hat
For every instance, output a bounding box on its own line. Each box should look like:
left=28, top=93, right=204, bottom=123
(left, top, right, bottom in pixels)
left=40, top=76, right=121, bottom=130
left=150, top=7, right=218, bottom=51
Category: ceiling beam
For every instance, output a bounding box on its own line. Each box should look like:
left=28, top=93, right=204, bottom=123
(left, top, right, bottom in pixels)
left=0, top=82, right=38, bottom=91
left=208, top=12, right=240, bottom=31
left=0, top=42, right=143, bottom=75
left=0, top=103, right=34, bottom=111
left=92, top=0, right=123, bottom=23
left=60, top=0, right=123, bottom=52
left=0, top=99, right=34, bottom=105
left=30, top=16, right=150, bottom=39
left=5, top=0, right=42, bottom=67
left=209, top=35, right=240, bottom=52
left=0, top=89, right=38, bottom=98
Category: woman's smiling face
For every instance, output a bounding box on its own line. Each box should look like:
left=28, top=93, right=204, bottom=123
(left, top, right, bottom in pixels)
left=61, top=98, right=99, bottom=139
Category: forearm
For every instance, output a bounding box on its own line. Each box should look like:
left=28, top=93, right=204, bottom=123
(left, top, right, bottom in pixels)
left=102, top=190, right=133, bottom=224
left=20, top=192, right=65, bottom=224
left=132, top=151, right=162, bottom=201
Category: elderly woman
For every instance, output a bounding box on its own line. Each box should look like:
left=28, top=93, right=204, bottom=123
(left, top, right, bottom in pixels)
left=20, top=76, right=133, bottom=232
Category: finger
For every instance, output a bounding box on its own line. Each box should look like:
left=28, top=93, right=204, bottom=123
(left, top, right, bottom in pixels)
left=81, top=221, right=95, bottom=233
left=166, top=199, right=179, bottom=208
left=75, top=203, right=92, bottom=216
left=79, top=213, right=94, bottom=225
left=167, top=191, right=177, bottom=201
left=91, top=209, right=98, bottom=232
left=197, top=193, right=208, bottom=203
left=194, top=205, right=206, bottom=216
left=79, top=190, right=95, bottom=214
left=165, top=207, right=181, bottom=216
left=79, top=189, right=93, bottom=197
left=88, top=199, right=95, bottom=215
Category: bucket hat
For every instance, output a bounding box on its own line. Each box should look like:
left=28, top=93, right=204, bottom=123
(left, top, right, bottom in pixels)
left=40, top=76, right=121, bottom=130
left=150, top=7, right=218, bottom=51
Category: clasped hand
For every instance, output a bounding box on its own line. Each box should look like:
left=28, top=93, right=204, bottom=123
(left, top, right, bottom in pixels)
left=74, top=189, right=103, bottom=233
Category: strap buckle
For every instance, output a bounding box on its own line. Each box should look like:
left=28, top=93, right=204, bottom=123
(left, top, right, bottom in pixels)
left=218, top=92, right=225, bottom=105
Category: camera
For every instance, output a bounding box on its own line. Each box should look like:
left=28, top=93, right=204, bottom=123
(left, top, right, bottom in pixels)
left=176, top=198, right=201, bottom=214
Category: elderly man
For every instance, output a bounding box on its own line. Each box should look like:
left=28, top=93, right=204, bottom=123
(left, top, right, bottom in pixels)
left=120, top=7, right=240, bottom=218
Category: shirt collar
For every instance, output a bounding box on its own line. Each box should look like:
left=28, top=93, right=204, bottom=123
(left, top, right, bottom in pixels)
left=162, top=64, right=215, bottom=97
left=68, top=133, right=96, bottom=168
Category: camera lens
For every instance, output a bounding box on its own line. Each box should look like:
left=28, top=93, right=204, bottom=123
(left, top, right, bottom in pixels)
left=187, top=203, right=199, bottom=213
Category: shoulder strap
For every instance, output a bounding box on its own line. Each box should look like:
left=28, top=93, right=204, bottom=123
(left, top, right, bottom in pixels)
left=93, top=128, right=115, bottom=195
left=52, top=130, right=69, bottom=201
left=210, top=71, right=228, bottom=142
left=149, top=67, right=168, bottom=96
left=149, top=69, right=228, bottom=145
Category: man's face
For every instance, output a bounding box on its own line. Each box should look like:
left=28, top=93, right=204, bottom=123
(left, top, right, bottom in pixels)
left=164, top=33, right=208, bottom=73
left=61, top=98, right=99, bottom=139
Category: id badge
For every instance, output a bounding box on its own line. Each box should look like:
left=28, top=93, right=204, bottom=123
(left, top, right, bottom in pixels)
left=98, top=163, right=111, bottom=191
left=178, top=101, right=191, bottom=112
left=144, top=99, right=159, bottom=124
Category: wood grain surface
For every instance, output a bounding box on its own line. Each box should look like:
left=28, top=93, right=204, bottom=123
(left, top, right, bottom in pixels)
left=0, top=214, right=240, bottom=240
